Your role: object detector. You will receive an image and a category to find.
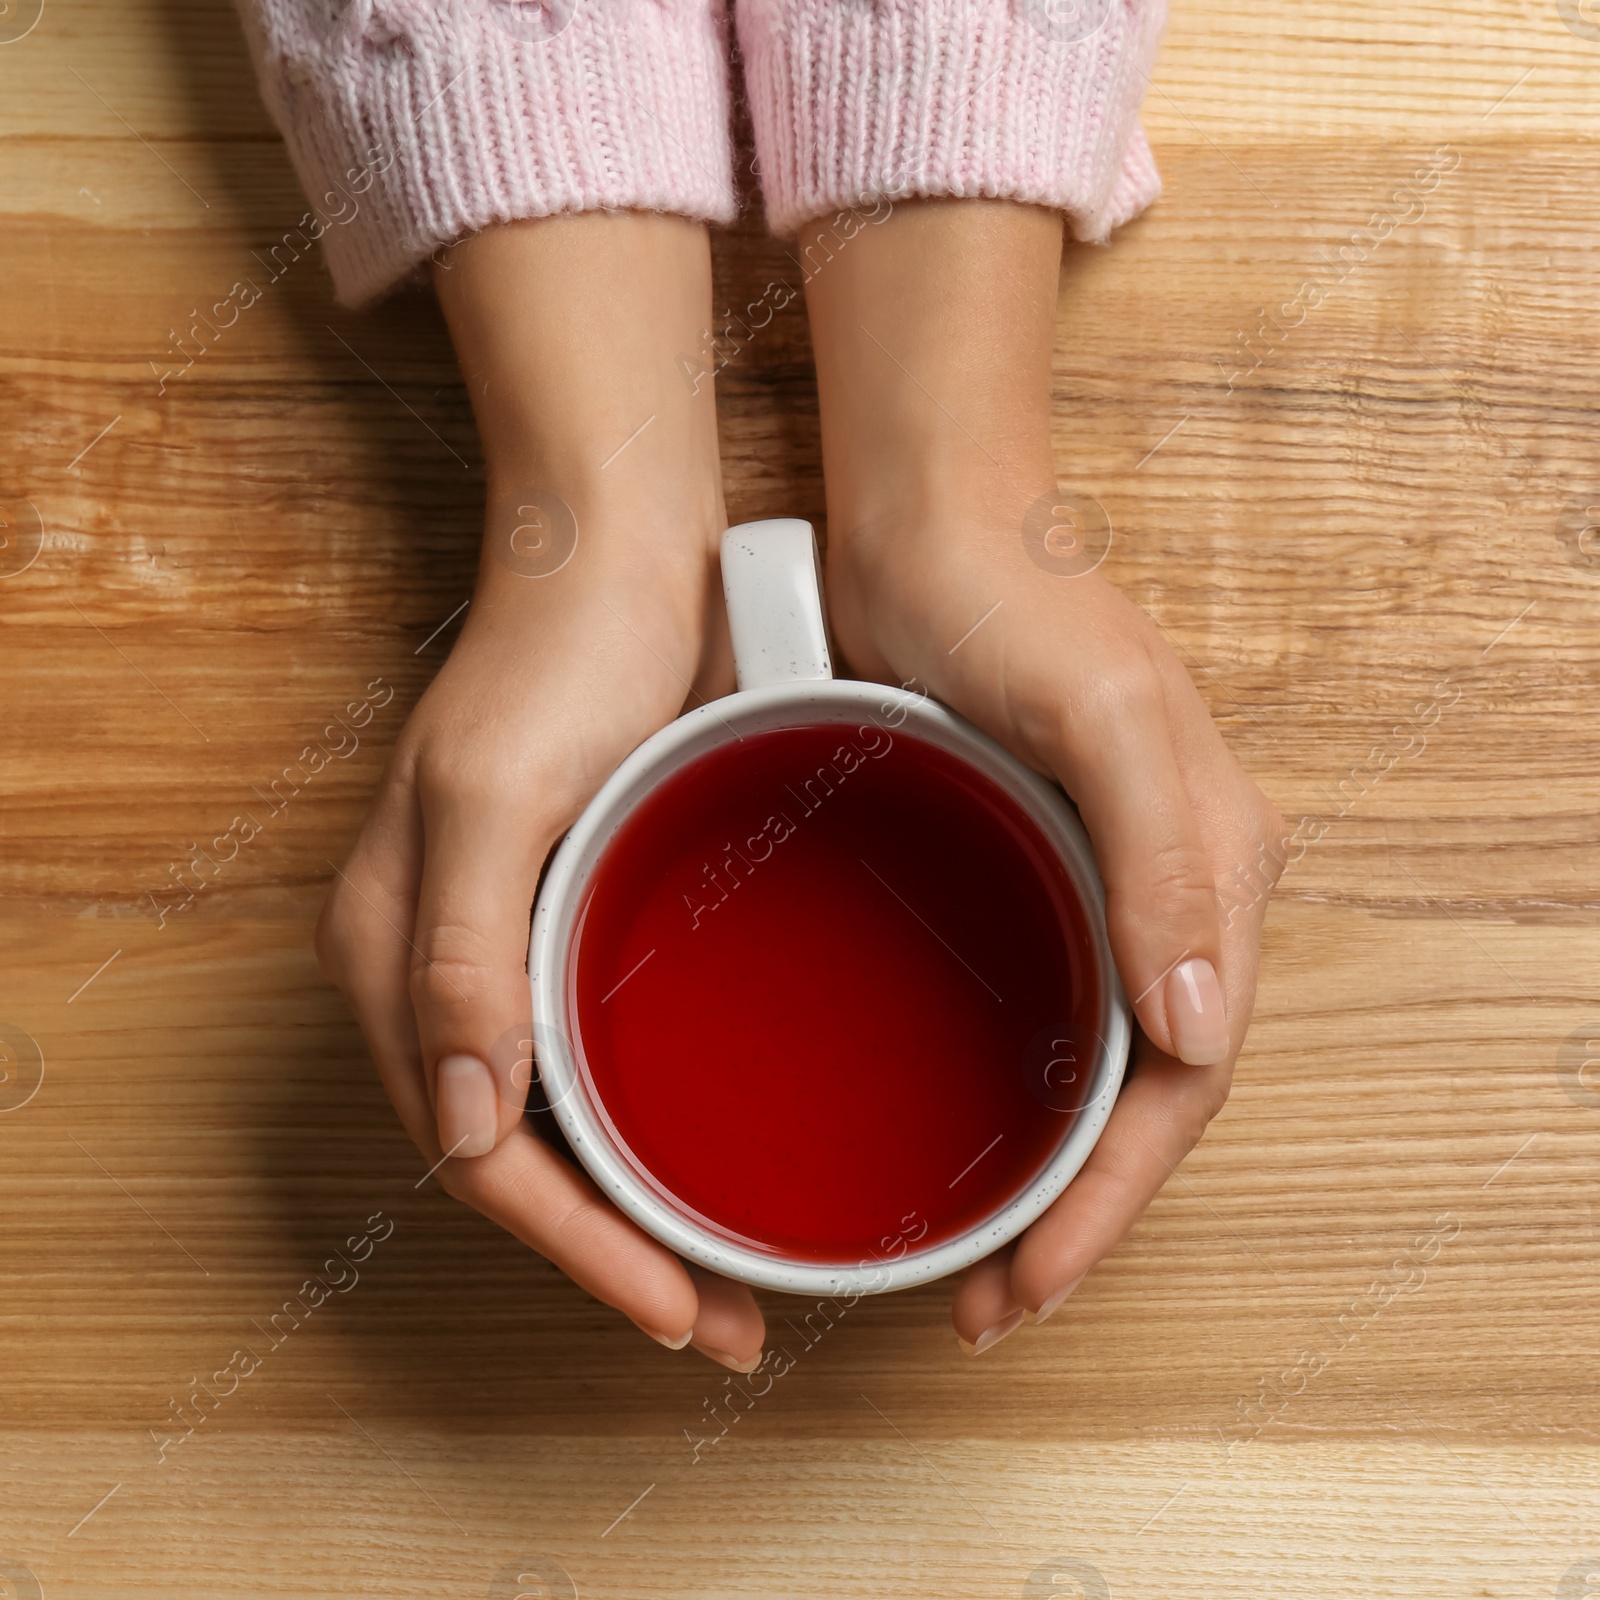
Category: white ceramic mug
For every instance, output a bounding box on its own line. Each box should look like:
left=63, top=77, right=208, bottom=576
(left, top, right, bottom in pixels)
left=528, top=519, right=1131, bottom=1297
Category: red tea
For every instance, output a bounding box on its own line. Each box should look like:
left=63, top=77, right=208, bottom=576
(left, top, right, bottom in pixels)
left=570, top=720, right=1100, bottom=1263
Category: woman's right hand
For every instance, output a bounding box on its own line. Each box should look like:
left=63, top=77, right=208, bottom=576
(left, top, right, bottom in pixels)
left=800, top=197, right=1287, bottom=1352
left=315, top=214, right=769, bottom=1373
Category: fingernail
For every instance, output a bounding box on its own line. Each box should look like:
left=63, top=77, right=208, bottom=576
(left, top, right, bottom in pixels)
left=1023, top=1273, right=1085, bottom=1326
left=436, top=1053, right=498, bottom=1157
left=644, top=1327, right=693, bottom=1351
left=694, top=1343, right=763, bottom=1374
left=956, top=1309, right=1024, bottom=1358
left=1165, top=958, right=1230, bottom=1065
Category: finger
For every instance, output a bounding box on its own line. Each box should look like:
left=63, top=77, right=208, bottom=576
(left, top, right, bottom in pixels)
left=683, top=1263, right=767, bottom=1372
left=1150, top=649, right=1291, bottom=947
left=950, top=1244, right=1024, bottom=1357
left=442, top=1123, right=702, bottom=1346
left=1009, top=1040, right=1232, bottom=1318
left=316, top=785, right=441, bottom=1158
left=1008, top=778, right=1280, bottom=1319
left=1039, top=644, right=1229, bottom=1065
left=410, top=786, right=562, bottom=1157
left=322, top=790, right=704, bottom=1351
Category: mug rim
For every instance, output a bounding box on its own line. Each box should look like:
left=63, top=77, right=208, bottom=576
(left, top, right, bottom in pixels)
left=528, top=680, right=1132, bottom=1297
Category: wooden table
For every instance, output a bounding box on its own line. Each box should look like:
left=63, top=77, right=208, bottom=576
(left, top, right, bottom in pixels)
left=3, top=2, right=1598, bottom=1595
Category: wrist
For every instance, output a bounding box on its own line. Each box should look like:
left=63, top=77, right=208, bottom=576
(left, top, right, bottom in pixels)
left=823, top=451, right=1054, bottom=571
left=478, top=419, right=724, bottom=558
left=472, top=478, right=721, bottom=626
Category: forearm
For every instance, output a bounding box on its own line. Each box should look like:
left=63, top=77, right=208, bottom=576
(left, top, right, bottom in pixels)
left=801, top=199, right=1065, bottom=555
left=436, top=213, right=723, bottom=543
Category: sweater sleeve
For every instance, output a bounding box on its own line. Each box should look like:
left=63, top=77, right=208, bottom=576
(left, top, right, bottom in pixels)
left=234, top=0, right=740, bottom=307
left=735, top=0, right=1166, bottom=241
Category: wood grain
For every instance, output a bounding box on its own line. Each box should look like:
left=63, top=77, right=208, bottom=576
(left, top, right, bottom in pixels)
left=3, top=1, right=1599, bottom=1596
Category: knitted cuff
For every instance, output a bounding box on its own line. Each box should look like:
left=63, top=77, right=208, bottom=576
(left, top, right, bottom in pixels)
left=235, top=0, right=739, bottom=307
left=736, top=0, right=1166, bottom=241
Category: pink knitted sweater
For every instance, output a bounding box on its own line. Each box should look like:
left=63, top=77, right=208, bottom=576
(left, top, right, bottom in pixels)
left=234, top=0, right=1166, bottom=307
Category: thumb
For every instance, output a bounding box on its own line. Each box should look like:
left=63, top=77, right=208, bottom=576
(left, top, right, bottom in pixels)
left=410, top=787, right=558, bottom=1157
left=1043, top=659, right=1229, bottom=1065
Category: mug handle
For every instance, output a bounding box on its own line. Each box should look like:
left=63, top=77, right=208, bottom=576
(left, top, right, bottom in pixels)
left=720, top=519, right=834, bottom=690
